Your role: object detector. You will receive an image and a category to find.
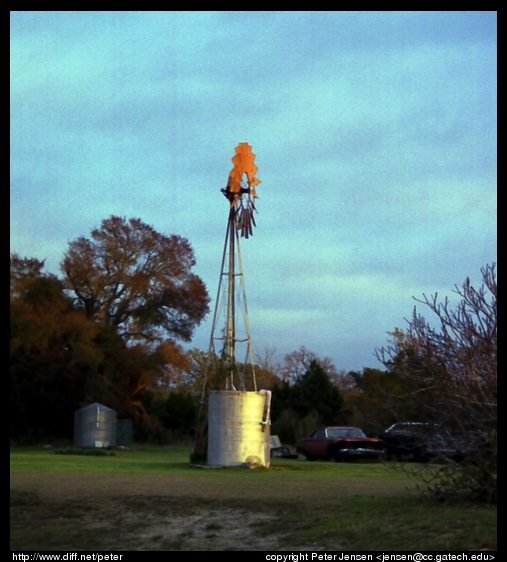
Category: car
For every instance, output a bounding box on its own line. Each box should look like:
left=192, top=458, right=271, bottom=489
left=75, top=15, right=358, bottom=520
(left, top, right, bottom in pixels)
left=378, top=422, right=474, bottom=462
left=270, top=435, right=298, bottom=459
left=377, top=422, right=433, bottom=461
left=295, top=426, right=385, bottom=462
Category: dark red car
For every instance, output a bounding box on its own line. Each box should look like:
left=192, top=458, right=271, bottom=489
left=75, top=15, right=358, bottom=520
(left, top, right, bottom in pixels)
left=296, top=426, right=385, bottom=462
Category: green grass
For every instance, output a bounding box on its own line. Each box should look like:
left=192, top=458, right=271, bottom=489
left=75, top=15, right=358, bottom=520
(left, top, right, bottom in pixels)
left=11, top=445, right=192, bottom=474
left=10, top=446, right=497, bottom=551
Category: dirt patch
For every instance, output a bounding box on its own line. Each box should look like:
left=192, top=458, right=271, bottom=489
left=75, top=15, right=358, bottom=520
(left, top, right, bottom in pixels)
left=101, top=506, right=283, bottom=551
left=10, top=480, right=339, bottom=551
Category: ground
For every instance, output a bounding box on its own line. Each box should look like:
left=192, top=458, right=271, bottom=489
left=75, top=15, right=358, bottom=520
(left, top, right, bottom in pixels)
left=11, top=473, right=343, bottom=551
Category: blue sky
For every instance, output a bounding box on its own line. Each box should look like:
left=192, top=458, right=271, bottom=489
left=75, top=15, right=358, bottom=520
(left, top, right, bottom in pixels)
left=10, top=11, right=497, bottom=373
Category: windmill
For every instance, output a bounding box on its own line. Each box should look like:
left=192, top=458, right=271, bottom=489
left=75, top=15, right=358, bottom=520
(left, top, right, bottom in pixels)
left=191, top=143, right=271, bottom=467
left=216, top=142, right=260, bottom=391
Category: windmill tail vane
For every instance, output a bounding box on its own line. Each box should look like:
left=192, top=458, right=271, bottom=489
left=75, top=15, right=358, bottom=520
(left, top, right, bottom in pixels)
left=220, top=142, right=261, bottom=238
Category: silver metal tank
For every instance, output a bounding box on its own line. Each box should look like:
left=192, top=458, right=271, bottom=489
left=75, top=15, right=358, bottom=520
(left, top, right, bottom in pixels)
left=73, top=402, right=117, bottom=448
left=207, top=389, right=271, bottom=467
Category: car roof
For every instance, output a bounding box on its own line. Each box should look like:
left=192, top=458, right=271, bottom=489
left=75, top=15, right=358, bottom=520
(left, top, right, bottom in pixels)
left=323, top=426, right=362, bottom=430
left=388, top=422, right=431, bottom=427
left=385, top=422, right=437, bottom=431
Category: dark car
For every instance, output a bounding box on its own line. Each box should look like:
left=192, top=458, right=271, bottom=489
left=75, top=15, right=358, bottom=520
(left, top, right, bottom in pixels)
left=295, top=426, right=385, bottom=462
left=378, top=422, right=474, bottom=462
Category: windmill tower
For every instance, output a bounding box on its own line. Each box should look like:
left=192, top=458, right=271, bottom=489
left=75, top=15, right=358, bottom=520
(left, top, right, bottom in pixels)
left=191, top=143, right=271, bottom=467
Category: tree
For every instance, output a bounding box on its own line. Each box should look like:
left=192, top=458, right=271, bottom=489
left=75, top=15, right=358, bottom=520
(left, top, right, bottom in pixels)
left=59, top=216, right=210, bottom=438
left=271, top=360, right=348, bottom=444
left=10, top=255, right=101, bottom=442
left=11, top=254, right=52, bottom=297
left=280, top=345, right=340, bottom=385
left=254, top=346, right=281, bottom=376
left=61, top=215, right=210, bottom=347
left=11, top=214, right=212, bottom=444
left=291, top=360, right=346, bottom=423
left=375, top=263, right=497, bottom=503
left=344, top=368, right=404, bottom=435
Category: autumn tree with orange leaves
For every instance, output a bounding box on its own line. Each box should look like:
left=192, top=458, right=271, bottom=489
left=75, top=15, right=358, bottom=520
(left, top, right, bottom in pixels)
left=62, top=215, right=210, bottom=347
left=10, top=217, right=210, bottom=442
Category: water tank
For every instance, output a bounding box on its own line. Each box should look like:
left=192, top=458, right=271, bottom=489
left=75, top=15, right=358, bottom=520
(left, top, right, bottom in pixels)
left=73, top=402, right=117, bottom=448
left=207, top=390, right=271, bottom=467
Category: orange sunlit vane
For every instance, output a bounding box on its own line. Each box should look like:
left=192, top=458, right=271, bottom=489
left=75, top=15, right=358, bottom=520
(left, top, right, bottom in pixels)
left=221, top=142, right=261, bottom=238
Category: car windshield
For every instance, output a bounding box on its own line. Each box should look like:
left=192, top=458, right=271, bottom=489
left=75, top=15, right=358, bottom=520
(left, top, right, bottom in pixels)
left=326, top=428, right=365, bottom=438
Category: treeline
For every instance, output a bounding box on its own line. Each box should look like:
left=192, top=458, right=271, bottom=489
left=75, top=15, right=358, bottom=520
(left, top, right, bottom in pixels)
left=9, top=216, right=398, bottom=444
